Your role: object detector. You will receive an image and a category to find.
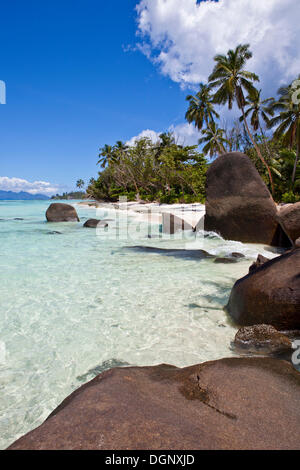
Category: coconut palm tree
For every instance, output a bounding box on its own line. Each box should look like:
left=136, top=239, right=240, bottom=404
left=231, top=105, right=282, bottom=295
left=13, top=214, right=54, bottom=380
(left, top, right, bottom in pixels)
left=208, top=44, right=274, bottom=193
left=97, top=144, right=115, bottom=168
left=198, top=122, right=229, bottom=159
left=240, top=88, right=276, bottom=190
left=239, top=88, right=273, bottom=133
left=185, top=83, right=219, bottom=131
left=268, top=77, right=300, bottom=185
left=76, top=179, right=85, bottom=189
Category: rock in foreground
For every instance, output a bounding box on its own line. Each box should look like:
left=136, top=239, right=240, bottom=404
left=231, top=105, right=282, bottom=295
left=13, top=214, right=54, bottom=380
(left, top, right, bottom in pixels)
left=46, top=203, right=79, bottom=222
left=227, top=249, right=300, bottom=329
left=8, top=357, right=300, bottom=450
left=204, top=152, right=288, bottom=246
left=234, top=324, right=292, bottom=355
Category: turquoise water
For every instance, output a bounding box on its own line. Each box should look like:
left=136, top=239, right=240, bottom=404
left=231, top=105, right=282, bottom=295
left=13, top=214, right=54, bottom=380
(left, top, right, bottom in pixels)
left=0, top=200, right=279, bottom=448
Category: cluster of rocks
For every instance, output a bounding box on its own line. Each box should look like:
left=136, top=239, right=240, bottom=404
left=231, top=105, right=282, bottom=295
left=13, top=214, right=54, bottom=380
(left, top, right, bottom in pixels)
left=200, top=152, right=300, bottom=358
left=45, top=203, right=109, bottom=229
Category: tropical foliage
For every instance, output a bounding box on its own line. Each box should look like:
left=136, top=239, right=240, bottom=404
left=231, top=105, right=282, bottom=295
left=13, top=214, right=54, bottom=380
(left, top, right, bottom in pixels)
left=87, top=133, right=207, bottom=203
left=89, top=44, right=300, bottom=203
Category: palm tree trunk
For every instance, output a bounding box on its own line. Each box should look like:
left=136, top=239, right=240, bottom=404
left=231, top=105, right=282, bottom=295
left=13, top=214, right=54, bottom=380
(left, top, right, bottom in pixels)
left=292, top=129, right=300, bottom=185
left=241, top=104, right=275, bottom=195
left=217, top=145, right=224, bottom=156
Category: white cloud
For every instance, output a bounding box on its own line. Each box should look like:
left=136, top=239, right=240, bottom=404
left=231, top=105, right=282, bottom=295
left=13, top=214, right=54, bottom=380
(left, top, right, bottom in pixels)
left=126, top=129, right=162, bottom=146
left=169, top=122, right=200, bottom=146
left=0, top=177, right=62, bottom=196
left=127, top=122, right=200, bottom=147
left=136, top=0, right=300, bottom=94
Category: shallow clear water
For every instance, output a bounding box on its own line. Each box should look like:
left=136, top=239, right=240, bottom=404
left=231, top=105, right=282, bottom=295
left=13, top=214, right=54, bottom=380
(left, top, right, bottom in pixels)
left=0, top=200, right=280, bottom=448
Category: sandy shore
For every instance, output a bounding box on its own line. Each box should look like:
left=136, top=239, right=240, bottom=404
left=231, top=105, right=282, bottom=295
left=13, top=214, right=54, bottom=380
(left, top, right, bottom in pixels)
left=76, top=200, right=205, bottom=227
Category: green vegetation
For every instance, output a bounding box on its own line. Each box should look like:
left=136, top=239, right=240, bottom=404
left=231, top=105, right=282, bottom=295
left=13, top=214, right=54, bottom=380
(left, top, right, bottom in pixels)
left=88, top=44, right=300, bottom=204
left=76, top=179, right=85, bottom=190
left=51, top=191, right=86, bottom=200
left=87, top=133, right=207, bottom=203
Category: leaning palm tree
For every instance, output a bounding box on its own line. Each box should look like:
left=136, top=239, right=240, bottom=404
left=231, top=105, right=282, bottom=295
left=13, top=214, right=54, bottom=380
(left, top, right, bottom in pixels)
left=268, top=77, right=300, bottom=185
left=198, top=122, right=229, bottom=159
left=185, top=83, right=219, bottom=131
left=208, top=44, right=274, bottom=193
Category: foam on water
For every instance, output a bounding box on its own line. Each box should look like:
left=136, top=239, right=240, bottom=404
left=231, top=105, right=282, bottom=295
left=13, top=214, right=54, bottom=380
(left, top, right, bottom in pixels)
left=0, top=200, right=281, bottom=448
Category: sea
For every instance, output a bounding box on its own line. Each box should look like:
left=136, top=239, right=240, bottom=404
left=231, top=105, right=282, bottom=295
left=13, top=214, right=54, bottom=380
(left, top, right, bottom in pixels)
left=0, top=199, right=281, bottom=448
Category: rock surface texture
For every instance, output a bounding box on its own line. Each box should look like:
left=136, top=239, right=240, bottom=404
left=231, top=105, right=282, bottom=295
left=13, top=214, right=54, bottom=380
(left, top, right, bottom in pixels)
left=7, top=358, right=300, bottom=450
left=227, top=249, right=300, bottom=329
left=204, top=152, right=289, bottom=246
left=46, top=203, right=79, bottom=222
left=233, top=324, right=292, bottom=354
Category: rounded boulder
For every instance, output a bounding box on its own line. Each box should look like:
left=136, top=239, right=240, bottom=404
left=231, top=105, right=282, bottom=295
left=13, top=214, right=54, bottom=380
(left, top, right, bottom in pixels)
left=46, top=203, right=79, bottom=222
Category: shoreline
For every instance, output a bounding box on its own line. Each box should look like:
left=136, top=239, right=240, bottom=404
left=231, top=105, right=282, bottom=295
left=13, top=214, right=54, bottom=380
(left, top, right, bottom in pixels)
left=75, top=200, right=206, bottom=227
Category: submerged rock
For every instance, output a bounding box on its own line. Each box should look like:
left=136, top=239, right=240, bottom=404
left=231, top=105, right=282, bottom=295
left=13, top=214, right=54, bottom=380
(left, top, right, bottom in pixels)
left=231, top=252, right=245, bottom=259
left=204, top=152, right=289, bottom=246
left=46, top=203, right=79, bottom=222
left=127, top=246, right=212, bottom=260
left=7, top=357, right=300, bottom=450
left=227, top=249, right=300, bottom=329
left=83, top=219, right=108, bottom=228
left=233, top=324, right=292, bottom=355
left=214, top=257, right=238, bottom=264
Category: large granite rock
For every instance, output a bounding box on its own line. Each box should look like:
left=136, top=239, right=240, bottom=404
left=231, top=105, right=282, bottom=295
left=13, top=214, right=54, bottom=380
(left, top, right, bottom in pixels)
left=227, top=249, right=300, bottom=329
left=233, top=324, right=292, bottom=355
left=7, top=357, right=300, bottom=450
left=204, top=152, right=289, bottom=246
left=46, top=203, right=79, bottom=222
left=277, top=202, right=300, bottom=244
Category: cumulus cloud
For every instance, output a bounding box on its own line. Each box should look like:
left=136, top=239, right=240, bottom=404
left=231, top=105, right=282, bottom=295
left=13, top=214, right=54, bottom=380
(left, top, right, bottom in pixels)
left=0, top=177, right=62, bottom=195
left=136, top=0, right=300, bottom=93
left=126, top=129, right=162, bottom=146
left=169, top=122, right=200, bottom=146
left=127, top=122, right=200, bottom=147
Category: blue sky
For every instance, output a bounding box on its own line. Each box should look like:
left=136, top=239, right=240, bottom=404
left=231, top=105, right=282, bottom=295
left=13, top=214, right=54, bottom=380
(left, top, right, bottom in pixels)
left=0, top=0, right=299, bottom=195
left=0, top=0, right=192, bottom=194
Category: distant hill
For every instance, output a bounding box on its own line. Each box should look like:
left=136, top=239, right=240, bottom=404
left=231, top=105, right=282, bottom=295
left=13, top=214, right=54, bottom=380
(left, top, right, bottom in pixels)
left=0, top=190, right=50, bottom=200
